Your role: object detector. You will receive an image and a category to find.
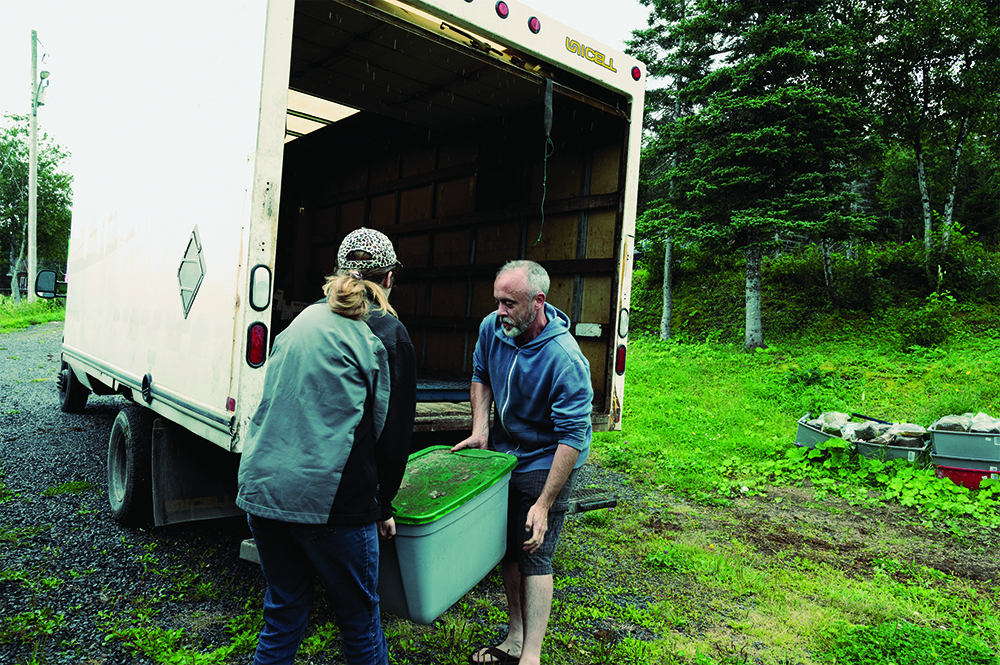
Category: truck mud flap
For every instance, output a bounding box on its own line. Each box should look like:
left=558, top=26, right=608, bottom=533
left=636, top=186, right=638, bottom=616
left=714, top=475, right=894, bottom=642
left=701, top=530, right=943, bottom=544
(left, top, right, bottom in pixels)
left=152, top=419, right=243, bottom=527
left=567, top=486, right=618, bottom=514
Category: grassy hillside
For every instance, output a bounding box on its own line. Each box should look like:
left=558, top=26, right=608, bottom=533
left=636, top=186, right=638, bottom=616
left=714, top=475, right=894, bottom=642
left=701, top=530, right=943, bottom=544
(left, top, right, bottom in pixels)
left=629, top=238, right=1000, bottom=346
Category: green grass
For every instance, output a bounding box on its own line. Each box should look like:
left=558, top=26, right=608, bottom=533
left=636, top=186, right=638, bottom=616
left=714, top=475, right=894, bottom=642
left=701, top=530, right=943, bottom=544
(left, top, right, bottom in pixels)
left=577, top=304, right=1000, bottom=663
left=0, top=295, right=65, bottom=331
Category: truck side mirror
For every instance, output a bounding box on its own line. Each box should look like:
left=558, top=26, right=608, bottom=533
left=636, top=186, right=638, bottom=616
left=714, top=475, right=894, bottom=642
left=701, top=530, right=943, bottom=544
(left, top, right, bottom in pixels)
left=35, top=270, right=66, bottom=299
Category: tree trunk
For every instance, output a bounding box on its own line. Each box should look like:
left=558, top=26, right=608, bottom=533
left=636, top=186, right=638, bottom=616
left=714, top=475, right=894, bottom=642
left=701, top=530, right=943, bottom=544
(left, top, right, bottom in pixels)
left=942, top=115, right=971, bottom=252
left=660, top=237, right=672, bottom=340
left=821, top=238, right=841, bottom=304
left=9, top=236, right=24, bottom=305
left=915, top=141, right=935, bottom=286
left=744, top=243, right=764, bottom=352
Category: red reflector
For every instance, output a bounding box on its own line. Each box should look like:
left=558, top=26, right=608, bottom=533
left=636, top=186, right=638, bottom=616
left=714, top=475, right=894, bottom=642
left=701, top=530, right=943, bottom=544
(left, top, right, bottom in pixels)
left=247, top=323, right=268, bottom=368
left=615, top=344, right=627, bottom=375
left=528, top=16, right=541, bottom=33
left=496, top=1, right=509, bottom=18
left=632, top=66, right=642, bottom=81
left=226, top=397, right=236, bottom=412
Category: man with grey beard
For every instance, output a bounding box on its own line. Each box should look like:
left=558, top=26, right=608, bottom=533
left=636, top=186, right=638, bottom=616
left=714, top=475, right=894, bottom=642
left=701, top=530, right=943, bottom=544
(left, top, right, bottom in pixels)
left=453, top=260, right=593, bottom=665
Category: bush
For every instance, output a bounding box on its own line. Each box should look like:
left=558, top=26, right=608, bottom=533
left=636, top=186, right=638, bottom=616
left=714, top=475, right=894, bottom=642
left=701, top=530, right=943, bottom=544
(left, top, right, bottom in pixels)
left=899, top=291, right=955, bottom=349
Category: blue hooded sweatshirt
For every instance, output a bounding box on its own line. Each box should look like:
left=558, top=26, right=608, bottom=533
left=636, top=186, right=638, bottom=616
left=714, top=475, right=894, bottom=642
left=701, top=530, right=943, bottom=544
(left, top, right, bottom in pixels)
left=472, top=303, right=593, bottom=473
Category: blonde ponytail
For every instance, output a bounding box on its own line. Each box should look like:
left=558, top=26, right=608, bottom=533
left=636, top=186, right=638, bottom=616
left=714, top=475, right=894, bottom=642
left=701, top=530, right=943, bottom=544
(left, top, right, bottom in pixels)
left=323, top=273, right=397, bottom=320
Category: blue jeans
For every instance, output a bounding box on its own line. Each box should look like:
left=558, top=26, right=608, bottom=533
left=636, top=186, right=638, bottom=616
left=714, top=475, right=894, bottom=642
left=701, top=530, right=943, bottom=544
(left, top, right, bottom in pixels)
left=247, top=514, right=388, bottom=665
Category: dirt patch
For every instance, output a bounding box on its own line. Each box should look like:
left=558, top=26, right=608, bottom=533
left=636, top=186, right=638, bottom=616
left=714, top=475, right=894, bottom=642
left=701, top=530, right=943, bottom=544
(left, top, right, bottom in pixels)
left=683, top=482, right=1000, bottom=589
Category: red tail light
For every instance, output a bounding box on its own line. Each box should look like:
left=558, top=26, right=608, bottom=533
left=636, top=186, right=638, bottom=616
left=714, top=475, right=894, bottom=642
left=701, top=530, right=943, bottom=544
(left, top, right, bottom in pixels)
left=615, top=344, right=627, bottom=375
left=632, top=66, right=642, bottom=81
left=247, top=322, right=268, bottom=368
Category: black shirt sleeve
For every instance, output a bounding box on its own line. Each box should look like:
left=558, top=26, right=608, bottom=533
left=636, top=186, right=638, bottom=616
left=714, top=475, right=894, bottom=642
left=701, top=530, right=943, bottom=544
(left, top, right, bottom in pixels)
left=366, top=312, right=417, bottom=521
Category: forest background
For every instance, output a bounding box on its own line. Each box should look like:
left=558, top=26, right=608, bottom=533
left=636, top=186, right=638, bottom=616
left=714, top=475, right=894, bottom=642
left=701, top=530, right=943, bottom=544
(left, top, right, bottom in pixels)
left=624, top=0, right=999, bottom=349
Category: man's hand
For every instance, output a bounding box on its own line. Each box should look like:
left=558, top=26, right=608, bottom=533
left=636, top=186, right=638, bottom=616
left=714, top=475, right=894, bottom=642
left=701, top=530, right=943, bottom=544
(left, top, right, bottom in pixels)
left=377, top=517, right=396, bottom=539
left=523, top=502, right=549, bottom=553
left=453, top=382, right=492, bottom=453
left=451, top=434, right=488, bottom=452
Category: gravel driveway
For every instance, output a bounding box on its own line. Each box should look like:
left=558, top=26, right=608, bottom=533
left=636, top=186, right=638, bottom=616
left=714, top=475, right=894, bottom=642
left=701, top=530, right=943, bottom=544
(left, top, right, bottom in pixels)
left=0, top=322, right=644, bottom=665
left=1, top=322, right=291, bottom=663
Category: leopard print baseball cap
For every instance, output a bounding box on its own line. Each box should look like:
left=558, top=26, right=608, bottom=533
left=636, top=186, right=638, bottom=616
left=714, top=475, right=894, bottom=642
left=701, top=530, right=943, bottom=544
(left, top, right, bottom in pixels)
left=337, top=228, right=400, bottom=272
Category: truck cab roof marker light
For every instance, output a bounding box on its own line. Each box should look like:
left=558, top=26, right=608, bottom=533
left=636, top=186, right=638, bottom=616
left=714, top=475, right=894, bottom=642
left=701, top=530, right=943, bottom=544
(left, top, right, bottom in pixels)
left=528, top=16, right=541, bottom=33
left=247, top=323, right=268, bottom=368
left=496, top=1, right=509, bottom=19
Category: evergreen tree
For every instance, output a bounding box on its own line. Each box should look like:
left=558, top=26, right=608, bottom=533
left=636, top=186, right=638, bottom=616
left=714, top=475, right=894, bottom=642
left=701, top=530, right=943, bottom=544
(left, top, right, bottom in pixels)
left=633, top=0, right=876, bottom=350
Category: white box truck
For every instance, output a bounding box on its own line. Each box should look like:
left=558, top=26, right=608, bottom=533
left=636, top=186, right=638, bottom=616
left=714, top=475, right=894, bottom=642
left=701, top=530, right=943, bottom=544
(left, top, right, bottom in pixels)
left=39, top=0, right=645, bottom=527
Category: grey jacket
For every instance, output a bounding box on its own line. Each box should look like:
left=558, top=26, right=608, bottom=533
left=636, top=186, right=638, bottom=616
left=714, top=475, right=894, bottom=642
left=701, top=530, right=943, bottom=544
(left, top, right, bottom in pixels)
left=236, top=303, right=390, bottom=524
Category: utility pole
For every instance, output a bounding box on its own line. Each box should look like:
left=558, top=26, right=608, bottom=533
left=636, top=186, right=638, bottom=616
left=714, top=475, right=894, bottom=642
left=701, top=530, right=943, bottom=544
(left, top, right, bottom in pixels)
left=28, top=30, right=49, bottom=303
left=28, top=30, right=38, bottom=303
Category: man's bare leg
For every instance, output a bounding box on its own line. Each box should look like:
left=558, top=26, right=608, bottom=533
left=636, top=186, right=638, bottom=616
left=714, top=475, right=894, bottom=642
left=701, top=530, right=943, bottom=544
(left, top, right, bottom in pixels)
left=472, top=562, right=524, bottom=663
left=517, top=573, right=553, bottom=665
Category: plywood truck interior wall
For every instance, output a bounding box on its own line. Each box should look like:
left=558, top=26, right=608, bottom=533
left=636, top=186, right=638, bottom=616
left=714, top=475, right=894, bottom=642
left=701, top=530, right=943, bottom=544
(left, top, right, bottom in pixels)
left=275, top=0, right=632, bottom=431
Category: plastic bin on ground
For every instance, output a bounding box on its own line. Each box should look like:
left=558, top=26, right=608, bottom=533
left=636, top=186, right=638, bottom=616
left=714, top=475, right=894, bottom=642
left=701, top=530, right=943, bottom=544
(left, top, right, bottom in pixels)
left=934, top=464, right=1000, bottom=490
left=929, top=429, right=1000, bottom=462
left=794, top=414, right=836, bottom=449
left=855, top=441, right=929, bottom=463
left=931, top=454, right=999, bottom=473
left=378, top=446, right=517, bottom=624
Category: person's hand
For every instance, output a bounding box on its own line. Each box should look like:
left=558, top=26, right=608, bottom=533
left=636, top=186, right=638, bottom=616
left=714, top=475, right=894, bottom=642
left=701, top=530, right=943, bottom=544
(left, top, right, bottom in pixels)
left=451, top=434, right=488, bottom=452
left=523, top=502, right=549, bottom=553
left=377, top=517, right=396, bottom=539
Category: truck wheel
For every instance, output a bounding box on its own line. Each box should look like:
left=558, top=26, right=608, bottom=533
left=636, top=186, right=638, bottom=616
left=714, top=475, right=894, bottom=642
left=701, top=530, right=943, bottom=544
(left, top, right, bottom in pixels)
left=58, top=362, right=90, bottom=413
left=108, top=406, right=154, bottom=526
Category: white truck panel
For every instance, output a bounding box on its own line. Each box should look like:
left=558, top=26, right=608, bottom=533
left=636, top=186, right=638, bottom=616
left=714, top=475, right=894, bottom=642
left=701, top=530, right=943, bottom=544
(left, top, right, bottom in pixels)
left=64, top=0, right=272, bottom=447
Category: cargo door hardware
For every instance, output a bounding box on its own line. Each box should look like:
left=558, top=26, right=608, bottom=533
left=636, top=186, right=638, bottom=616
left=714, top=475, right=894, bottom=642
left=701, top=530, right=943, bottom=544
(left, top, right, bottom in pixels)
left=177, top=225, right=206, bottom=319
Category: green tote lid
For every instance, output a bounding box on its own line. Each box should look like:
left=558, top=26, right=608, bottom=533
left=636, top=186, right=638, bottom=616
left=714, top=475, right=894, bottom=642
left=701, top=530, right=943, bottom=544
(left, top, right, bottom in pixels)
left=392, top=446, right=517, bottom=525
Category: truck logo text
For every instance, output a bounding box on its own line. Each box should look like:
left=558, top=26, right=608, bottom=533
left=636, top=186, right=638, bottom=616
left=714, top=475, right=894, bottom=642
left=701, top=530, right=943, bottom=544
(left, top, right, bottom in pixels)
left=565, top=38, right=617, bottom=73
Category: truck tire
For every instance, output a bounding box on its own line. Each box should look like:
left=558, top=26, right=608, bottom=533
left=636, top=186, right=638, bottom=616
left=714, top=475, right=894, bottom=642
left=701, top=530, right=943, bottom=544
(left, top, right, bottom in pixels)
left=58, top=362, right=90, bottom=413
left=107, top=406, right=154, bottom=526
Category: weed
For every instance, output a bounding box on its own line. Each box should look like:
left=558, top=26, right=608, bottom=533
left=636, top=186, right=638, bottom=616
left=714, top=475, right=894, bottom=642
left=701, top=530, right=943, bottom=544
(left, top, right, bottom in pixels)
left=0, top=469, right=14, bottom=503
left=0, top=524, right=51, bottom=547
left=42, top=481, right=95, bottom=496
left=298, top=621, right=339, bottom=657
left=438, top=614, right=476, bottom=654
left=0, top=608, right=65, bottom=645
left=645, top=541, right=689, bottom=573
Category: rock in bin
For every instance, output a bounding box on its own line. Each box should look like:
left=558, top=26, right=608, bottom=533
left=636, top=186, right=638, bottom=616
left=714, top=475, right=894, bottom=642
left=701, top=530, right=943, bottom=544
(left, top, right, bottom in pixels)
left=806, top=412, right=927, bottom=448
left=930, top=412, right=1000, bottom=433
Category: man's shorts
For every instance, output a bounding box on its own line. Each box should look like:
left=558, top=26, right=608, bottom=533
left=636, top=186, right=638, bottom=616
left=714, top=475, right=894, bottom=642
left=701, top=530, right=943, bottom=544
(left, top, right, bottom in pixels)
left=502, top=467, right=580, bottom=576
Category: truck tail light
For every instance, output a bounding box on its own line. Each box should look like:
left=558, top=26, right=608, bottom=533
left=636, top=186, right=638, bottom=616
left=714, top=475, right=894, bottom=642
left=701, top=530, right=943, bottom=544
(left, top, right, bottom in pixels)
left=615, top=344, right=627, bottom=375
left=247, top=323, right=268, bottom=368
